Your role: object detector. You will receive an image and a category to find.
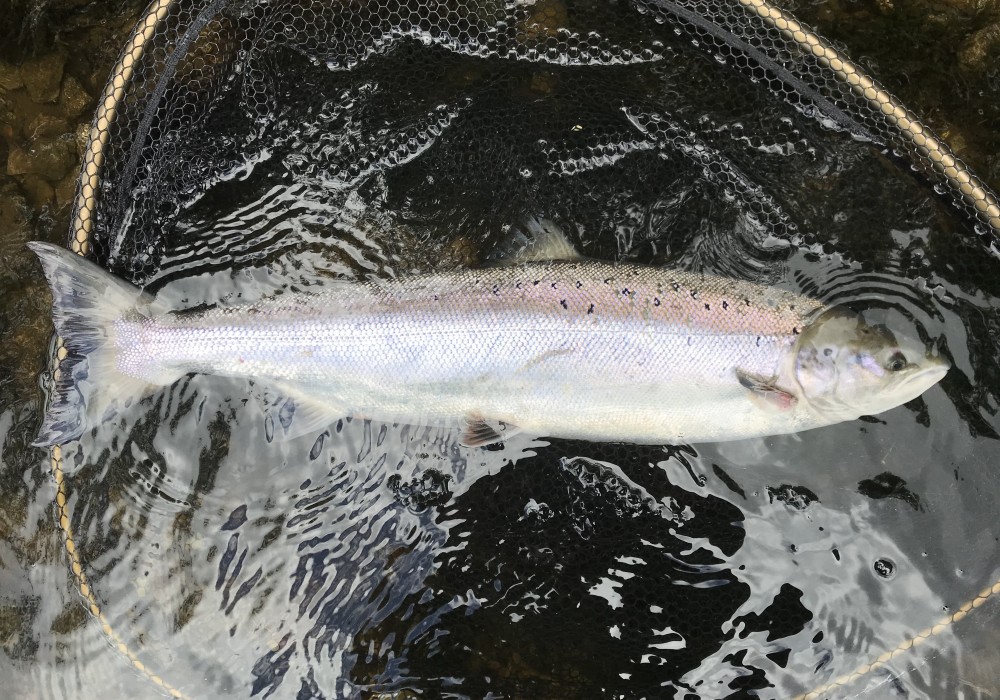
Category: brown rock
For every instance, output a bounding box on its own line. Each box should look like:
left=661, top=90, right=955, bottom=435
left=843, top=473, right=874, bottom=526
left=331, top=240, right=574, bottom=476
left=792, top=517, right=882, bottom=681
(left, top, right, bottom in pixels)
left=28, top=114, right=69, bottom=139
left=19, top=174, right=55, bottom=208
left=7, top=135, right=77, bottom=181
left=958, top=24, right=1000, bottom=71
left=0, top=61, right=23, bottom=91
left=19, top=52, right=67, bottom=104
left=59, top=75, right=92, bottom=119
left=73, top=122, right=91, bottom=158
left=934, top=0, right=990, bottom=13
left=521, top=0, right=568, bottom=39
left=55, top=171, right=79, bottom=209
left=529, top=72, right=557, bottom=95
left=0, top=187, right=31, bottom=249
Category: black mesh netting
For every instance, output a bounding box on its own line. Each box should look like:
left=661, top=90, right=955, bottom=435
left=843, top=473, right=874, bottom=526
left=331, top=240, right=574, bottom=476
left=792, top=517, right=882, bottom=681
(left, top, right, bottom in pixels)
left=48, top=0, right=1000, bottom=698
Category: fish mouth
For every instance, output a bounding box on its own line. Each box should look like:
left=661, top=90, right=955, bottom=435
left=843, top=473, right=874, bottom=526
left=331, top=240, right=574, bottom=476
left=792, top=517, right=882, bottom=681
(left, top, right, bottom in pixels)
left=920, top=354, right=951, bottom=379
left=896, top=356, right=949, bottom=400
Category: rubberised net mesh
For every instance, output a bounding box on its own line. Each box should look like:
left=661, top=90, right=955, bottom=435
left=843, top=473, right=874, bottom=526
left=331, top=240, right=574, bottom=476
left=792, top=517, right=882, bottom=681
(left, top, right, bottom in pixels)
left=71, top=0, right=1000, bottom=280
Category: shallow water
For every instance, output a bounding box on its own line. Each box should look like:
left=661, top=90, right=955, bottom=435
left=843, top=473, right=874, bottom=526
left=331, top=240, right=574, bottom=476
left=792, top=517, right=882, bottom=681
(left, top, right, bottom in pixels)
left=2, top=1, right=1000, bottom=699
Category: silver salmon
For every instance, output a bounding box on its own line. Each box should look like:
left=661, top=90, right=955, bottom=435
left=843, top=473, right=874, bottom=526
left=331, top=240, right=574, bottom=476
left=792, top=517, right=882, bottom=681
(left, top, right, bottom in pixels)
left=28, top=240, right=949, bottom=448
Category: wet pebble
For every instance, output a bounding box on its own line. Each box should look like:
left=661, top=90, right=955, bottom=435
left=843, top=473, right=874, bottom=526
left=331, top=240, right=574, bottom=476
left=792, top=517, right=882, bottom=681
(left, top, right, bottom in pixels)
left=59, top=75, right=92, bottom=119
left=18, top=174, right=54, bottom=208
left=958, top=24, right=1000, bottom=72
left=18, top=52, right=67, bottom=104
left=0, top=61, right=24, bottom=91
left=55, top=171, right=79, bottom=209
left=521, top=0, right=568, bottom=39
left=0, top=185, right=31, bottom=250
left=27, top=114, right=69, bottom=139
left=7, top=134, right=76, bottom=181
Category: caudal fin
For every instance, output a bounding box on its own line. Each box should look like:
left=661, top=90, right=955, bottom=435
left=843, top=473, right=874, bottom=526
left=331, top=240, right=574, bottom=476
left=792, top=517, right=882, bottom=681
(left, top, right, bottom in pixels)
left=28, top=242, right=163, bottom=447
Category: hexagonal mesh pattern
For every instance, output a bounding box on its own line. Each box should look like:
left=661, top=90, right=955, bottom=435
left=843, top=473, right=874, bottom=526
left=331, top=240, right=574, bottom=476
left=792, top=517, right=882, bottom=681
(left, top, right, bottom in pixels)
left=68, top=0, right=999, bottom=278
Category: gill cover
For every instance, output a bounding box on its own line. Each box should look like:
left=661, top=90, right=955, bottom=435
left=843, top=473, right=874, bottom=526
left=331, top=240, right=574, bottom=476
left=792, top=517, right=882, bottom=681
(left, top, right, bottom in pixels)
left=794, top=308, right=949, bottom=419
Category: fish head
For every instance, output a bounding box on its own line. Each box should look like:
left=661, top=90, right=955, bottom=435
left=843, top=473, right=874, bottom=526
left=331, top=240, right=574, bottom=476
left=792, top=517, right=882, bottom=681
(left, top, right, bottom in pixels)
left=792, top=308, right=949, bottom=420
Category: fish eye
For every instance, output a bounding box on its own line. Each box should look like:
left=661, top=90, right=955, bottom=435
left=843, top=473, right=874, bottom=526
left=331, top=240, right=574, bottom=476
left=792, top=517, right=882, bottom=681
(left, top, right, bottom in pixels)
left=885, top=352, right=907, bottom=372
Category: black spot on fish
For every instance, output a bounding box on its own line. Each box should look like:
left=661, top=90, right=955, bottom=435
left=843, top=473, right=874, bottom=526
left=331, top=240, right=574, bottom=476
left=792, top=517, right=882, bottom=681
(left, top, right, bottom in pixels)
left=433, top=294, right=440, bottom=301
left=792, top=327, right=799, bottom=335
left=492, top=284, right=500, bottom=296
left=672, top=282, right=680, bottom=292
left=756, top=336, right=762, bottom=347
left=722, top=300, right=729, bottom=310
left=824, top=348, right=833, bottom=356
left=604, top=277, right=613, bottom=285
left=704, top=303, right=710, bottom=311
left=515, top=282, right=522, bottom=289
left=653, top=298, right=660, bottom=306
left=690, top=289, right=698, bottom=299
left=576, top=280, right=583, bottom=288
left=622, top=287, right=630, bottom=296
left=551, top=282, right=558, bottom=289
left=587, top=303, right=594, bottom=314
left=745, top=298, right=751, bottom=306
left=560, top=299, right=568, bottom=309
left=533, top=280, right=540, bottom=286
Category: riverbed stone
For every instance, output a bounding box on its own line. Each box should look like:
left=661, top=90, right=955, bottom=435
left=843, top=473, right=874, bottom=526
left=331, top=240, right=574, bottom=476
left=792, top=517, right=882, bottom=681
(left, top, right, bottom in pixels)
left=28, top=114, right=69, bottom=139
left=7, top=135, right=77, bottom=181
left=0, top=187, right=31, bottom=253
left=18, top=174, right=55, bottom=208
left=958, top=23, right=1000, bottom=71
left=73, top=122, right=90, bottom=158
left=59, top=75, right=92, bottom=119
left=19, top=52, right=67, bottom=104
left=0, top=61, right=23, bottom=91
left=55, top=171, right=79, bottom=209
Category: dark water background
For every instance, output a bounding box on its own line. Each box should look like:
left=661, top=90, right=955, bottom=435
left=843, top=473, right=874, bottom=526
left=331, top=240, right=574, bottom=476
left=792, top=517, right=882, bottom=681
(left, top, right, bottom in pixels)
left=2, top=1, right=1000, bottom=699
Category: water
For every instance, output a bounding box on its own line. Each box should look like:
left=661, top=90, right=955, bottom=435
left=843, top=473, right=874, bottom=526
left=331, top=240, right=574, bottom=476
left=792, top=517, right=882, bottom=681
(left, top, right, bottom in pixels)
left=2, top=1, right=1000, bottom=699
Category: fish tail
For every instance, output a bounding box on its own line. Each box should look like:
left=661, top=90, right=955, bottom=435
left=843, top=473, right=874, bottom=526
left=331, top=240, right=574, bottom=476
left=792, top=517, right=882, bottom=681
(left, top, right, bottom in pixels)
left=28, top=242, right=167, bottom=447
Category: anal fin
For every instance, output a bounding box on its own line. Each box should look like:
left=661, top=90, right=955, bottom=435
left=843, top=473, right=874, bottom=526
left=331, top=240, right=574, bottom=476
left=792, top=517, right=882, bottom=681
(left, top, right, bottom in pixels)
left=461, top=415, right=521, bottom=448
left=259, top=383, right=349, bottom=440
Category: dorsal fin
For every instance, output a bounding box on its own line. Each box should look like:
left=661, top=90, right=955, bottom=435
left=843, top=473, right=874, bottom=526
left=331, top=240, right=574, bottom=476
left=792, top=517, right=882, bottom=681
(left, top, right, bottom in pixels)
left=489, top=216, right=583, bottom=265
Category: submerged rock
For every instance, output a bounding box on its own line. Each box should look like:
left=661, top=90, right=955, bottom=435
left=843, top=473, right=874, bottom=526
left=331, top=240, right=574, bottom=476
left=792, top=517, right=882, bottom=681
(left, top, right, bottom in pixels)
left=18, top=173, right=54, bottom=207
left=59, top=75, right=91, bottom=119
left=7, top=134, right=76, bottom=181
left=27, top=114, right=69, bottom=139
left=958, top=23, right=1000, bottom=72
left=18, top=52, right=67, bottom=104
left=0, top=61, right=23, bottom=91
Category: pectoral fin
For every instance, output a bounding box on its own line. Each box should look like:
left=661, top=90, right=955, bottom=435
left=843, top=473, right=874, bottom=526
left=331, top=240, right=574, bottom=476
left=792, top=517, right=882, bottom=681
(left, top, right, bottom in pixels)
left=461, top=415, right=521, bottom=447
left=736, top=370, right=797, bottom=410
